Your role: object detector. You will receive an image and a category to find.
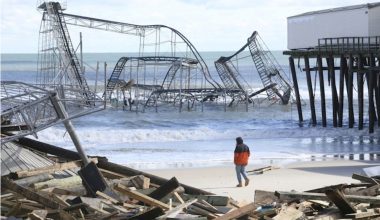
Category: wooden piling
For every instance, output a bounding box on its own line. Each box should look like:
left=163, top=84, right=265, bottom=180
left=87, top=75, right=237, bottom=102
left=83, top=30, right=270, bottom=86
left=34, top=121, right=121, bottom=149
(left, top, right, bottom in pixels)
left=328, top=55, right=338, bottom=127
left=357, top=55, right=364, bottom=130
left=347, top=54, right=355, bottom=128
left=368, top=53, right=376, bottom=133
left=289, top=56, right=303, bottom=123
left=317, top=55, right=327, bottom=127
left=377, top=58, right=380, bottom=126
left=304, top=55, right=316, bottom=126
left=338, top=55, right=346, bottom=127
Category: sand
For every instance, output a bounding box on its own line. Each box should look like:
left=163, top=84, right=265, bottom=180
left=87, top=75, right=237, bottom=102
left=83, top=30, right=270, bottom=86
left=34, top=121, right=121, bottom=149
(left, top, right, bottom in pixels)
left=147, top=159, right=380, bottom=204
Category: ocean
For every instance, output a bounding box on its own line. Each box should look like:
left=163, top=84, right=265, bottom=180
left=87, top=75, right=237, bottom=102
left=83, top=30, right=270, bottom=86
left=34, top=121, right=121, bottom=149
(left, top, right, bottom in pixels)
left=1, top=52, right=379, bottom=169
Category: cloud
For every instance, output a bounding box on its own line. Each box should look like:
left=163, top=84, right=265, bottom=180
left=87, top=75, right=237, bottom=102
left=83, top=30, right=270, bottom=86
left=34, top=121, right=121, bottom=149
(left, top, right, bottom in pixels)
left=1, top=0, right=376, bottom=53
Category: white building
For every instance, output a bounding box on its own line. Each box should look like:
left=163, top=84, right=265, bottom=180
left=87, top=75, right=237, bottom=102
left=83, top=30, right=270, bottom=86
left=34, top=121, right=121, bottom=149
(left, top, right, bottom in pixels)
left=287, top=3, right=380, bottom=50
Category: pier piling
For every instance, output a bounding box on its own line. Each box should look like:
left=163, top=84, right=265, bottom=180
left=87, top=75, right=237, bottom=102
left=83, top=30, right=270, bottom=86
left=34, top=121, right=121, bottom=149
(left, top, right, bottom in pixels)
left=284, top=36, right=379, bottom=133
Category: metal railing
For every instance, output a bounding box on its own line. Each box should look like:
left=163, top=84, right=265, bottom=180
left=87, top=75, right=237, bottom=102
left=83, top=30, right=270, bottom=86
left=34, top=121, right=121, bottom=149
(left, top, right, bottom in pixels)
left=318, top=36, right=380, bottom=53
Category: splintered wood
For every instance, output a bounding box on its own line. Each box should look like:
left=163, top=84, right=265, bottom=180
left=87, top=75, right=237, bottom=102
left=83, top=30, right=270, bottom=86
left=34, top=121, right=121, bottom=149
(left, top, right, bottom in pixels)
left=253, top=173, right=380, bottom=220
left=2, top=158, right=246, bottom=219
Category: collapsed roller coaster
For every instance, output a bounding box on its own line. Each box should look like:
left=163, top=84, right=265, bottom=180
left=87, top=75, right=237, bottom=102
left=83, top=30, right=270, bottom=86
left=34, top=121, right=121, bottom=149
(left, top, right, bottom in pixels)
left=36, top=1, right=293, bottom=112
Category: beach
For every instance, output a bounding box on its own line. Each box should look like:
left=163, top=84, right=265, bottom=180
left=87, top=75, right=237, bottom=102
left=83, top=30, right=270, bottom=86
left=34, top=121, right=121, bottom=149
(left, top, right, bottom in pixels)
left=148, top=159, right=380, bottom=204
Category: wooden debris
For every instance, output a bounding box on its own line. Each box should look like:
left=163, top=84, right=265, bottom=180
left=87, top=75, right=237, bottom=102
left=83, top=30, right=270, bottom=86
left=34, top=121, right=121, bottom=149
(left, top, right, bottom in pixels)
left=4, top=137, right=380, bottom=220
left=214, top=202, right=257, bottom=220
left=128, top=207, right=165, bottom=220
left=173, top=191, right=185, bottom=204
left=11, top=159, right=96, bottom=179
left=254, top=190, right=278, bottom=204
left=275, top=190, right=380, bottom=204
left=352, top=173, right=380, bottom=185
left=14, top=173, right=54, bottom=186
left=114, top=183, right=170, bottom=210
left=32, top=175, right=83, bottom=190
left=1, top=176, right=61, bottom=209
left=346, top=208, right=380, bottom=219
left=325, top=188, right=356, bottom=214
left=148, top=177, right=180, bottom=201
left=158, top=199, right=198, bottom=219
left=247, top=166, right=279, bottom=174
left=96, top=190, right=120, bottom=204
left=273, top=206, right=307, bottom=220
left=28, top=210, right=48, bottom=220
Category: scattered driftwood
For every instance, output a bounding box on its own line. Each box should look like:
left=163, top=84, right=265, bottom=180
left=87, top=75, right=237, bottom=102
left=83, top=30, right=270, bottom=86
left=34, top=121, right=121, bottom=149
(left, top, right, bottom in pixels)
left=247, top=165, right=279, bottom=174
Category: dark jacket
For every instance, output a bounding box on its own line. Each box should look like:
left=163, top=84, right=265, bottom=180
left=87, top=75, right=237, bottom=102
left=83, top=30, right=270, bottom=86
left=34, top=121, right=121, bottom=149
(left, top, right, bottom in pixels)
left=234, top=144, right=250, bottom=166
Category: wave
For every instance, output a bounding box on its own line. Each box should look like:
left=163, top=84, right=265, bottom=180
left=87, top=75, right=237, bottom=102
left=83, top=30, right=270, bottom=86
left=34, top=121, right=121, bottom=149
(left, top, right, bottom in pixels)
left=35, top=124, right=379, bottom=147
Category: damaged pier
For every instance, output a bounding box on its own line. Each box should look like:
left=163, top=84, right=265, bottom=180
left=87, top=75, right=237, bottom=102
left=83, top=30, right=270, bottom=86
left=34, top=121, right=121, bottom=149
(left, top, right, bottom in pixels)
left=285, top=36, right=380, bottom=133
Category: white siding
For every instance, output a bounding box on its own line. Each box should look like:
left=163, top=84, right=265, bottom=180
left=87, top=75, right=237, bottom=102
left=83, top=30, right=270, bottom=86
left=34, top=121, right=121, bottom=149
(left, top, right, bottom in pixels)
left=369, top=6, right=380, bottom=36
left=287, top=8, right=369, bottom=49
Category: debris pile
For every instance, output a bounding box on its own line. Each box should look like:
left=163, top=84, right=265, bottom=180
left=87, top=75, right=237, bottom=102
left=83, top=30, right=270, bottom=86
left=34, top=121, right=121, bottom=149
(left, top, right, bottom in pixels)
left=1, top=155, right=254, bottom=220
left=253, top=173, right=380, bottom=220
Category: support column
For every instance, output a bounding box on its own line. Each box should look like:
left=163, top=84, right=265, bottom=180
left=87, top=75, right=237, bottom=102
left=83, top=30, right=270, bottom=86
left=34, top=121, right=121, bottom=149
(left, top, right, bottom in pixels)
left=377, top=56, right=380, bottom=127
left=338, top=55, right=346, bottom=127
left=289, top=56, right=303, bottom=123
left=369, top=53, right=376, bottom=133
left=347, top=54, right=355, bottom=128
left=317, top=55, right=327, bottom=127
left=328, top=55, right=338, bottom=127
left=304, top=55, right=316, bottom=126
left=357, top=55, right=364, bottom=130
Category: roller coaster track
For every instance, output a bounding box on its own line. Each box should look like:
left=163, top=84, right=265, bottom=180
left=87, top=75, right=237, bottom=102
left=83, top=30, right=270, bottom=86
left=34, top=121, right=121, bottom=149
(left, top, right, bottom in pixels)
left=60, top=12, right=222, bottom=90
left=215, top=31, right=292, bottom=104
left=40, top=2, right=93, bottom=101
left=104, top=56, right=198, bottom=99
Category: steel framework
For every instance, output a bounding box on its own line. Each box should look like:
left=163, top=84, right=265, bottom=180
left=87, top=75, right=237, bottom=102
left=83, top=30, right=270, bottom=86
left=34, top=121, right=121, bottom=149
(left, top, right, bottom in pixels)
left=215, top=31, right=293, bottom=105
left=0, top=81, right=103, bottom=143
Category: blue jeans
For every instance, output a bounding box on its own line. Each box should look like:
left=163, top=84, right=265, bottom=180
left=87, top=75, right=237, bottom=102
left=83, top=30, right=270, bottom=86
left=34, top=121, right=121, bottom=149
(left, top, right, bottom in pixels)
left=235, top=165, right=249, bottom=183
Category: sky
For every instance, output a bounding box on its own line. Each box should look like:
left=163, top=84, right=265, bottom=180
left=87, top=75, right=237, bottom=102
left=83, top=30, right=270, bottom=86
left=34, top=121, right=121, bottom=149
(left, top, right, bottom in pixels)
left=0, top=0, right=377, bottom=53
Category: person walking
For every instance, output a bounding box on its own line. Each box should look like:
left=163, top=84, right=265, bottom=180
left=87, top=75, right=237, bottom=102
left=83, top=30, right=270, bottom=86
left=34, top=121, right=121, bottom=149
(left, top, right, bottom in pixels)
left=234, top=137, right=250, bottom=187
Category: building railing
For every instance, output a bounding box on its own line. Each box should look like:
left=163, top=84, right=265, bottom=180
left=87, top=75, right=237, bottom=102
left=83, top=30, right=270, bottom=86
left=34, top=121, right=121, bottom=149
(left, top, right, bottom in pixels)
left=318, top=36, right=380, bottom=53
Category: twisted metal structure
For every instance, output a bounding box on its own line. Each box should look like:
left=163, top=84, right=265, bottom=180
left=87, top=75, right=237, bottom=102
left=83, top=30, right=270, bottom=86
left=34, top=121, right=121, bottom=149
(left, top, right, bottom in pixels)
left=0, top=81, right=103, bottom=143
left=215, top=31, right=293, bottom=105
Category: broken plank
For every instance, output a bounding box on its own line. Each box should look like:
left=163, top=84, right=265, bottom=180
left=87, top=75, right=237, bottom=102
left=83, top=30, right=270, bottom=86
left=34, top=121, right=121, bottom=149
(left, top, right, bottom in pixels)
left=128, top=207, right=165, bottom=220
left=1, top=176, right=60, bottom=209
left=173, top=192, right=185, bottom=204
left=188, top=195, right=230, bottom=206
left=99, top=168, right=127, bottom=179
left=187, top=204, right=219, bottom=218
left=158, top=199, right=198, bottom=219
left=199, top=199, right=220, bottom=213
left=114, top=183, right=170, bottom=210
left=131, top=175, right=150, bottom=189
left=346, top=209, right=380, bottom=219
left=28, top=210, right=48, bottom=220
left=50, top=187, right=84, bottom=196
left=96, top=191, right=120, bottom=204
left=193, top=201, right=220, bottom=214
left=325, top=189, right=356, bottom=215
left=352, top=173, right=379, bottom=185
left=247, top=166, right=279, bottom=174
left=214, top=202, right=257, bottom=220
left=14, top=173, right=54, bottom=187
left=254, top=190, right=278, bottom=204
left=32, top=175, right=82, bottom=190
left=275, top=191, right=380, bottom=204
left=148, top=177, right=180, bottom=201
left=11, top=158, right=97, bottom=179
left=354, top=184, right=380, bottom=196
